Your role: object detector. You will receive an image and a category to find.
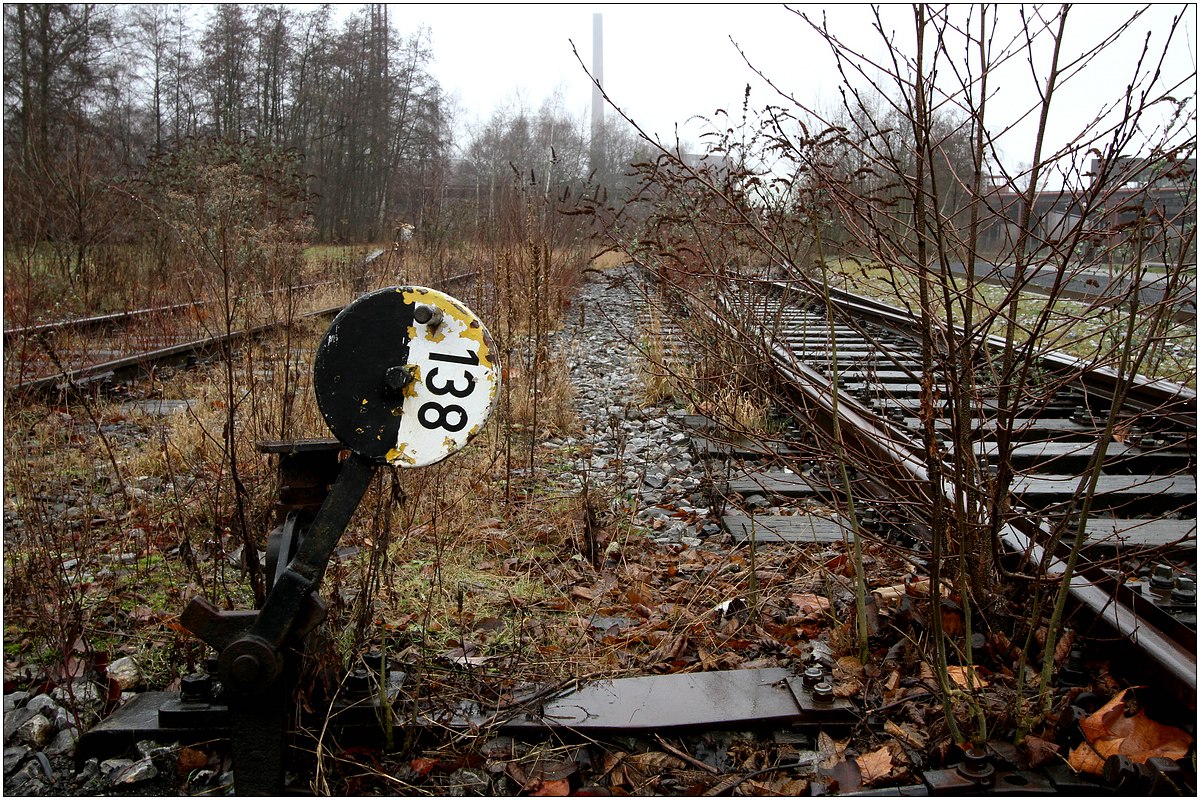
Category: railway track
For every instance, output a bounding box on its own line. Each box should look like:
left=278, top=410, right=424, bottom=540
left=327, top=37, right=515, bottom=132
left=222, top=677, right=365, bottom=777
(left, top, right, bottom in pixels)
left=7, top=263, right=1193, bottom=794
left=2, top=279, right=342, bottom=346
left=682, top=276, right=1196, bottom=707
left=5, top=272, right=363, bottom=397
left=7, top=300, right=347, bottom=398
left=4, top=250, right=480, bottom=399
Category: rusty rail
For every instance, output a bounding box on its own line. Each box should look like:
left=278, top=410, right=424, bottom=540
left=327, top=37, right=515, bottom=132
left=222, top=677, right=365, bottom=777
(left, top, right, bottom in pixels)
left=704, top=280, right=1197, bottom=706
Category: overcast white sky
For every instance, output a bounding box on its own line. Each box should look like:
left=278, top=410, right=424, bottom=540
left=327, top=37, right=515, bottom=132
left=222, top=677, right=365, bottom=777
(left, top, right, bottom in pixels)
left=381, top=3, right=1196, bottom=173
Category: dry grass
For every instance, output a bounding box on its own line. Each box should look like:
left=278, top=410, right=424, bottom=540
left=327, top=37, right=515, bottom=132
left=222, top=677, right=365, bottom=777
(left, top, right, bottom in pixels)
left=635, top=302, right=778, bottom=436
left=3, top=399, right=215, bottom=693
left=3, top=317, right=608, bottom=690
left=699, top=386, right=778, bottom=435
left=5, top=187, right=660, bottom=784
left=504, top=344, right=579, bottom=438
left=589, top=249, right=631, bottom=271
left=636, top=306, right=690, bottom=406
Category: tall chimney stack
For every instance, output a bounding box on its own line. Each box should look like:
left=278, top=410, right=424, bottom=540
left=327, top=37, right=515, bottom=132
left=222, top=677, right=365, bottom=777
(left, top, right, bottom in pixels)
left=590, top=13, right=605, bottom=174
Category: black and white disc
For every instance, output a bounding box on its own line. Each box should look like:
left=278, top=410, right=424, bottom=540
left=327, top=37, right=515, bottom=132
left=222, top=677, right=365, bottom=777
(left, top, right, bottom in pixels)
left=313, top=286, right=500, bottom=467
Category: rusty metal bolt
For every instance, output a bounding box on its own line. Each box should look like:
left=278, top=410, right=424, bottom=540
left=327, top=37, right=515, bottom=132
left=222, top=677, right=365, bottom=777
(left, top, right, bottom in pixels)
left=970, top=632, right=988, bottom=663
left=1150, top=563, right=1176, bottom=593
left=1059, top=647, right=1087, bottom=687
left=231, top=654, right=261, bottom=683
left=219, top=636, right=280, bottom=691
left=413, top=304, right=443, bottom=327
left=956, top=747, right=995, bottom=787
left=180, top=673, right=213, bottom=703
left=1055, top=705, right=1088, bottom=746
left=346, top=667, right=371, bottom=696
left=803, top=666, right=824, bottom=687
left=1103, top=754, right=1144, bottom=790
left=812, top=681, right=834, bottom=704
left=1171, top=576, right=1197, bottom=605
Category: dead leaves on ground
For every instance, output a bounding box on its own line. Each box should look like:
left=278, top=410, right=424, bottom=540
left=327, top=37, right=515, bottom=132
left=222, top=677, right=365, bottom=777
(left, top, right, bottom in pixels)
left=374, top=517, right=1200, bottom=795
left=534, top=537, right=918, bottom=678
left=471, top=535, right=864, bottom=676
left=813, top=730, right=911, bottom=793
left=1067, top=688, right=1193, bottom=776
left=604, top=750, right=690, bottom=794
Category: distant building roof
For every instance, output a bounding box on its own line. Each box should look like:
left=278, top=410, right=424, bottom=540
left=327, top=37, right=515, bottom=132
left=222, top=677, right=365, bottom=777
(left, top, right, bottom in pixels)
left=1089, top=155, right=1196, bottom=189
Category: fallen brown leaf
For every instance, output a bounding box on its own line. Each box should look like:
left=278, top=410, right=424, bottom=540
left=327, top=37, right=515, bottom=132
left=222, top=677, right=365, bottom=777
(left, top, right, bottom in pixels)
left=817, top=731, right=845, bottom=770
left=856, top=745, right=894, bottom=786
left=819, top=756, right=862, bottom=793
left=884, top=719, right=926, bottom=751
left=625, top=583, right=652, bottom=606
left=601, top=751, right=629, bottom=789
left=529, top=778, right=571, bottom=796
left=570, top=586, right=597, bottom=602
left=1054, top=629, right=1076, bottom=666
left=940, top=599, right=965, bottom=637
left=946, top=665, right=989, bottom=689
left=176, top=747, right=209, bottom=776
left=410, top=756, right=439, bottom=777
left=1066, top=742, right=1106, bottom=776
left=836, top=655, right=864, bottom=677
left=789, top=593, right=831, bottom=618
left=1068, top=688, right=1193, bottom=776
left=1019, top=736, right=1061, bottom=769
left=764, top=775, right=809, bottom=795
left=626, top=751, right=687, bottom=772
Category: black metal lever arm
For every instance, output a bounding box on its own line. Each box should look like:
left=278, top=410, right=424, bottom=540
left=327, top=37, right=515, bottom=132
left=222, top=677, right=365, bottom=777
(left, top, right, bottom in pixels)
left=181, top=453, right=377, bottom=693
left=223, top=452, right=376, bottom=691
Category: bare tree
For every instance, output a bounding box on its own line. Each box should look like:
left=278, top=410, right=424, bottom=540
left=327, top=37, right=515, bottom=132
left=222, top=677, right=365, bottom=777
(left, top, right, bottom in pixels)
left=590, top=3, right=1196, bottom=748
left=200, top=4, right=252, bottom=140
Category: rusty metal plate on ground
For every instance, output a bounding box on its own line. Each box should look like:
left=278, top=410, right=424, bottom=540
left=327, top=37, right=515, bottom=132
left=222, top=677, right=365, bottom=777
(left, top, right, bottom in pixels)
left=784, top=676, right=856, bottom=718
left=478, top=668, right=803, bottom=731
left=313, top=286, right=499, bottom=467
left=75, top=692, right=231, bottom=764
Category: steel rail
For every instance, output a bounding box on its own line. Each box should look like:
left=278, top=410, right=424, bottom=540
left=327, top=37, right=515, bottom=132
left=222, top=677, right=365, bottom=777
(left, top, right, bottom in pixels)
left=2, top=279, right=344, bottom=345
left=8, top=266, right=480, bottom=399
left=705, top=284, right=1197, bottom=703
left=10, top=305, right=346, bottom=398
left=819, top=283, right=1197, bottom=426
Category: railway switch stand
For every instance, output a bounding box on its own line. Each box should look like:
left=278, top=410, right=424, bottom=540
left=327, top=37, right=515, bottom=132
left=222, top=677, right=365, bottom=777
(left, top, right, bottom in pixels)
left=78, top=287, right=499, bottom=795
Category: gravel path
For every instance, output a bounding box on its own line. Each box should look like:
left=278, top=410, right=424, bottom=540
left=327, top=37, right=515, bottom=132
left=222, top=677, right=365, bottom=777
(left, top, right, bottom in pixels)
left=546, top=271, right=721, bottom=544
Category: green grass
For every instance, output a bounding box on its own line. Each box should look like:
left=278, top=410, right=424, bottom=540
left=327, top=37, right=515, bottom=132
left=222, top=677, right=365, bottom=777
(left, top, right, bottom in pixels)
left=302, top=244, right=376, bottom=264
left=826, top=258, right=1196, bottom=387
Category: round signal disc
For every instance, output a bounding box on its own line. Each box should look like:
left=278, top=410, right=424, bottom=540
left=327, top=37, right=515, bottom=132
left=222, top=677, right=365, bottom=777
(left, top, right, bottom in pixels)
left=313, top=286, right=500, bottom=467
